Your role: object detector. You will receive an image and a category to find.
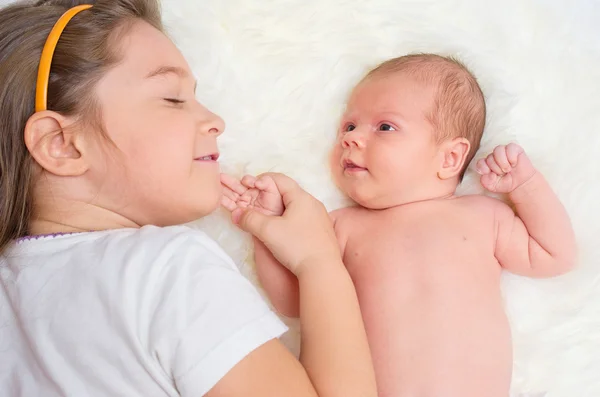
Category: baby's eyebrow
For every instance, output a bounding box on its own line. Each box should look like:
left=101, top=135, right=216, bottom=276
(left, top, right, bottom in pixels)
left=378, top=111, right=406, bottom=121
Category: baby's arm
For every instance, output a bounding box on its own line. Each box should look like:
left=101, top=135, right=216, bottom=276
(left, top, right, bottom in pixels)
left=478, top=144, right=576, bottom=277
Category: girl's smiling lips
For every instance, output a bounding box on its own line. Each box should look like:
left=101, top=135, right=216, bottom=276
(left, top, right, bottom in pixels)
left=194, top=153, right=220, bottom=162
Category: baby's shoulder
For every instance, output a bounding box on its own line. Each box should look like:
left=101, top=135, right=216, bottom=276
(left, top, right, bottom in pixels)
left=453, top=194, right=512, bottom=219
left=329, top=205, right=368, bottom=226
left=328, top=206, right=369, bottom=253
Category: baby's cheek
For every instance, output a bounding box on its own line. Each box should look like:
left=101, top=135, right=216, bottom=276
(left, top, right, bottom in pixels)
left=329, top=146, right=341, bottom=169
left=372, top=154, right=395, bottom=174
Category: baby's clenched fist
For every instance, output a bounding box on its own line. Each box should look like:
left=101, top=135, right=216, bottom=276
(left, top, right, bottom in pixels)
left=476, top=143, right=537, bottom=193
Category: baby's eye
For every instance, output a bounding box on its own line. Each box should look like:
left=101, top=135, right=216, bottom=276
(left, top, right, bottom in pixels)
left=344, top=124, right=356, bottom=132
left=379, top=123, right=396, bottom=131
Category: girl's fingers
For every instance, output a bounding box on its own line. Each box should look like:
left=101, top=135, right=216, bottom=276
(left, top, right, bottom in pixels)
left=241, top=175, right=257, bottom=189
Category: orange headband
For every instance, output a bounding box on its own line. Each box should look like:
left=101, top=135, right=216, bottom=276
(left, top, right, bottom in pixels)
left=35, top=4, right=93, bottom=113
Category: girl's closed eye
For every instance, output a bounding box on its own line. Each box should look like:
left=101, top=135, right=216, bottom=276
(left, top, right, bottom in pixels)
left=164, top=98, right=185, bottom=105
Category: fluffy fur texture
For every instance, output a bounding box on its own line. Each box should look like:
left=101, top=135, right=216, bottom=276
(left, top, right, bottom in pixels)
left=3, top=0, right=596, bottom=395
left=162, top=0, right=599, bottom=395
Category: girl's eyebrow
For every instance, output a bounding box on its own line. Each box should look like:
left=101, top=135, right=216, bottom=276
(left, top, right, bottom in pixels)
left=145, top=65, right=198, bottom=92
left=145, top=65, right=188, bottom=79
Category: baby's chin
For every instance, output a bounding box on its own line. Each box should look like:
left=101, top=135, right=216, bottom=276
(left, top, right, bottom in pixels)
left=340, top=185, right=380, bottom=210
left=349, top=196, right=383, bottom=210
left=332, top=170, right=390, bottom=210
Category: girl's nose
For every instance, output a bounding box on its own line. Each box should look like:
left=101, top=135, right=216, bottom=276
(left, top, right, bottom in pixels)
left=199, top=110, right=225, bottom=136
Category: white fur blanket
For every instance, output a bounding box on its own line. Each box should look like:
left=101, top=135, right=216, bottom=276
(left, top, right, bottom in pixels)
left=164, top=0, right=596, bottom=395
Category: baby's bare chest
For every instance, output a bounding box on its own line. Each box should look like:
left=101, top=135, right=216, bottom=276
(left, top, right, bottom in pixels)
left=335, top=205, right=510, bottom=396
left=339, top=208, right=499, bottom=294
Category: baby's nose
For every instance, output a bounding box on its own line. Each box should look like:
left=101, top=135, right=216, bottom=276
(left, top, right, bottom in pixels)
left=342, top=130, right=366, bottom=148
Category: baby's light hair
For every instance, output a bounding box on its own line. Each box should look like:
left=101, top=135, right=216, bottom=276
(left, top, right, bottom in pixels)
left=365, top=53, right=486, bottom=180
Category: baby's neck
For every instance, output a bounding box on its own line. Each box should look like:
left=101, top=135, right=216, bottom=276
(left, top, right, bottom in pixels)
left=388, top=192, right=456, bottom=210
left=374, top=180, right=459, bottom=210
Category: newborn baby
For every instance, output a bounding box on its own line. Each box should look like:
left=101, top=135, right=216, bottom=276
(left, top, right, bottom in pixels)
left=221, top=54, right=576, bottom=397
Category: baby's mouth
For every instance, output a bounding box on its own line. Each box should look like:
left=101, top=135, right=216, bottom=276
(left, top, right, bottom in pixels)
left=343, top=159, right=367, bottom=171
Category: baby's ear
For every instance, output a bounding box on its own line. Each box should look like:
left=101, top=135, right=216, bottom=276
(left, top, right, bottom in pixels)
left=24, top=111, right=89, bottom=176
left=437, top=137, right=470, bottom=180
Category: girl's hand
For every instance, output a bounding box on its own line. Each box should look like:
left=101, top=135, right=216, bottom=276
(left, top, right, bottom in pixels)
left=232, top=173, right=340, bottom=277
left=221, top=174, right=284, bottom=217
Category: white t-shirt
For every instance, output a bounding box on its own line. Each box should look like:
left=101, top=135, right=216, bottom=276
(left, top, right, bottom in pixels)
left=0, top=225, right=288, bottom=396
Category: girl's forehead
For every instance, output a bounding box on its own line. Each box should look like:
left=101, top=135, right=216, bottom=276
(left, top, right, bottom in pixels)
left=94, top=21, right=196, bottom=99
left=115, top=20, right=192, bottom=80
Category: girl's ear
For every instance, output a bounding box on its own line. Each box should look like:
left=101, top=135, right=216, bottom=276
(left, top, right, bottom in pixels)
left=24, top=111, right=90, bottom=176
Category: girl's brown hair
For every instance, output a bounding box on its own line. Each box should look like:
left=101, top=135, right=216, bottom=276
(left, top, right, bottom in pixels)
left=0, top=0, right=162, bottom=254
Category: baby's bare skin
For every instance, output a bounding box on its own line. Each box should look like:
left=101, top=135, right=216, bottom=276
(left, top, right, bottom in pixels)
left=332, top=196, right=512, bottom=397
left=221, top=59, right=576, bottom=396
left=223, top=163, right=575, bottom=396
left=222, top=159, right=575, bottom=397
